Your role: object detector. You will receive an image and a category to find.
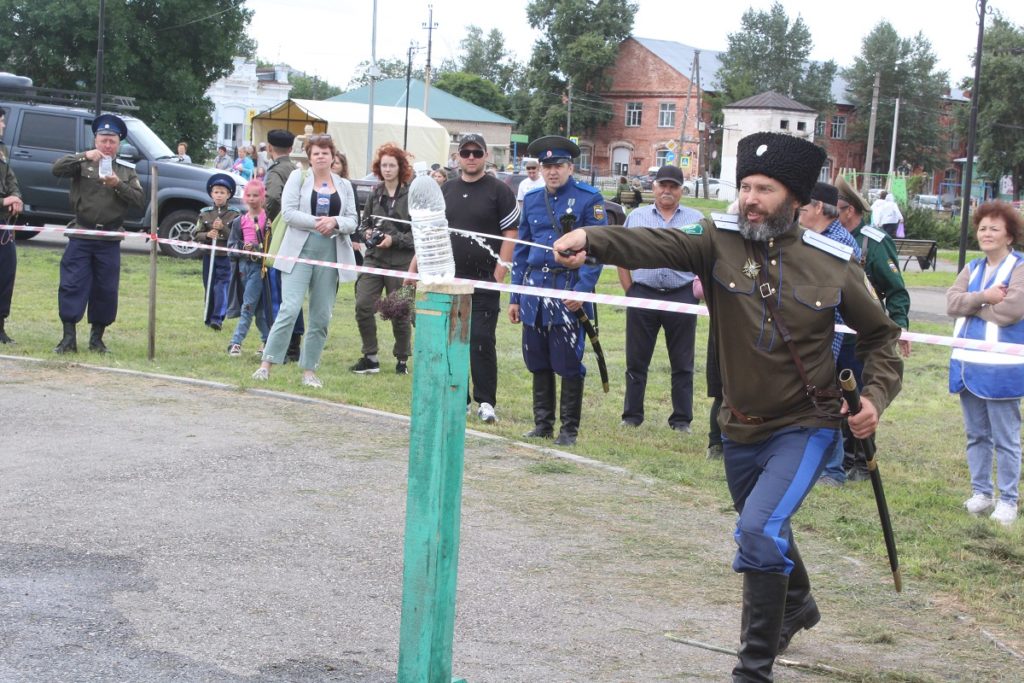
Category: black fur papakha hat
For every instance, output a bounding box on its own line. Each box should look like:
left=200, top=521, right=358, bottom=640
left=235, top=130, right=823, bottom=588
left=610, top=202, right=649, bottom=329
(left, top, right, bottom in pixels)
left=735, top=132, right=826, bottom=205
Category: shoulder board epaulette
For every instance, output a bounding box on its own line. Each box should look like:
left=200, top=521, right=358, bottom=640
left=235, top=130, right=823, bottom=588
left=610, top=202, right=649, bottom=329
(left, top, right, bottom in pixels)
left=200, top=207, right=215, bottom=213
left=677, top=223, right=703, bottom=235
left=861, top=226, right=886, bottom=242
left=803, top=229, right=855, bottom=260
left=524, top=185, right=542, bottom=197
left=710, top=212, right=740, bottom=232
left=115, top=159, right=136, bottom=169
left=571, top=178, right=600, bottom=194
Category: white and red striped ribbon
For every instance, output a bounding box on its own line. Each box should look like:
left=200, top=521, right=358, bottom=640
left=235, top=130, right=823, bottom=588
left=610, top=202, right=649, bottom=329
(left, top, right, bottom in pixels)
left=4, top=222, right=1022, bottom=357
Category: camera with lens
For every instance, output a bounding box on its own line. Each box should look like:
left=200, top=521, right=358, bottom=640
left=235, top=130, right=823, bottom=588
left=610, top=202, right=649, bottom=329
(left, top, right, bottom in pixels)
left=366, top=228, right=387, bottom=249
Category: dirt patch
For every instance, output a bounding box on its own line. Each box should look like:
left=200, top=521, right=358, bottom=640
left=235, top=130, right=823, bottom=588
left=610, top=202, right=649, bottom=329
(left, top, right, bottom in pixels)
left=1, top=358, right=1020, bottom=682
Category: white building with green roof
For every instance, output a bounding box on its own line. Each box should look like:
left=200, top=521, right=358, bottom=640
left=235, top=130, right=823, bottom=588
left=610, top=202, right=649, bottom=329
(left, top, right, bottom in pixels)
left=331, top=79, right=515, bottom=168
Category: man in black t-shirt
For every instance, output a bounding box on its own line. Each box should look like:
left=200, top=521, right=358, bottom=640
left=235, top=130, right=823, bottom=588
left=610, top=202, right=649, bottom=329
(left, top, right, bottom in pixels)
left=443, top=134, right=520, bottom=423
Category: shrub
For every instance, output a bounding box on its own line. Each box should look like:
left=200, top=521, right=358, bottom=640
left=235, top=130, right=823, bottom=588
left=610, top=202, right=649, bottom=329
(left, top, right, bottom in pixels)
left=901, top=205, right=965, bottom=248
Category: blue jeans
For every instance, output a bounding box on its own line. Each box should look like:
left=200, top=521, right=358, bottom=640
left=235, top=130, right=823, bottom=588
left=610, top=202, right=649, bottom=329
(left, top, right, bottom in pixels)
left=230, top=260, right=270, bottom=346
left=959, top=390, right=1022, bottom=506
left=819, top=437, right=847, bottom=483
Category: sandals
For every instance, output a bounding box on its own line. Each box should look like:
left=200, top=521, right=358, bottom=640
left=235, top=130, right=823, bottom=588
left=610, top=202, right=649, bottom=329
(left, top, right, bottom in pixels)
left=251, top=367, right=269, bottom=381
left=301, top=374, right=323, bottom=389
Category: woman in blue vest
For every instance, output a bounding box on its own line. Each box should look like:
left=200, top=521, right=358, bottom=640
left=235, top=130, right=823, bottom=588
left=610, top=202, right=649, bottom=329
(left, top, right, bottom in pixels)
left=947, top=200, right=1024, bottom=526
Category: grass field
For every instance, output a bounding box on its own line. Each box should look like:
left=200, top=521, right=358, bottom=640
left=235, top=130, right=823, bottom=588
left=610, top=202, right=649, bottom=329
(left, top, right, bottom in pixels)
left=4, top=237, right=1022, bottom=650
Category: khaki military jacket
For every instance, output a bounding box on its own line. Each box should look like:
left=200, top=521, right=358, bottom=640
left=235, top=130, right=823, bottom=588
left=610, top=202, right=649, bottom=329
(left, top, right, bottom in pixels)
left=52, top=152, right=145, bottom=241
left=585, top=214, right=903, bottom=443
left=194, top=205, right=241, bottom=246
left=0, top=143, right=21, bottom=203
left=264, top=157, right=296, bottom=222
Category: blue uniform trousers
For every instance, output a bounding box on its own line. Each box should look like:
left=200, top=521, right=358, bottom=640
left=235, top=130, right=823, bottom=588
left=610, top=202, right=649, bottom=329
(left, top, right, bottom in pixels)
left=522, top=322, right=586, bottom=379
left=58, top=239, right=120, bottom=326
left=0, top=237, right=15, bottom=319
left=202, top=250, right=232, bottom=326
left=724, top=427, right=837, bottom=574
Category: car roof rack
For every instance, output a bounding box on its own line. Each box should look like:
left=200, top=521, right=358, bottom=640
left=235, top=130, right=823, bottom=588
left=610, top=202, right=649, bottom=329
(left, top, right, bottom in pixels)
left=0, top=84, right=138, bottom=112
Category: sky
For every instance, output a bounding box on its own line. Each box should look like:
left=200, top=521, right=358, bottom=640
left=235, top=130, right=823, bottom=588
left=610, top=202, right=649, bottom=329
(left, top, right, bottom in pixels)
left=247, top=0, right=1023, bottom=90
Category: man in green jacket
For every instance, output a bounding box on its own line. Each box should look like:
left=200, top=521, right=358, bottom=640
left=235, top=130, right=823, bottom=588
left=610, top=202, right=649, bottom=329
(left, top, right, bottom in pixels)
left=553, top=132, right=903, bottom=682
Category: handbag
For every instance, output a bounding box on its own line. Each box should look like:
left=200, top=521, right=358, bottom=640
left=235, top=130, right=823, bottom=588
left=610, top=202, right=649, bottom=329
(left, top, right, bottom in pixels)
left=264, top=169, right=308, bottom=269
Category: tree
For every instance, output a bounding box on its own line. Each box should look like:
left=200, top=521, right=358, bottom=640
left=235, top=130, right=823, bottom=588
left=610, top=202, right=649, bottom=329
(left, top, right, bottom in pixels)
left=288, top=74, right=342, bottom=101
left=459, top=26, right=524, bottom=95
left=964, top=14, right=1024, bottom=200
left=843, top=21, right=949, bottom=174
left=347, top=57, right=413, bottom=89
left=432, top=72, right=508, bottom=115
left=520, top=0, right=638, bottom=139
left=0, top=0, right=254, bottom=163
left=715, top=3, right=836, bottom=116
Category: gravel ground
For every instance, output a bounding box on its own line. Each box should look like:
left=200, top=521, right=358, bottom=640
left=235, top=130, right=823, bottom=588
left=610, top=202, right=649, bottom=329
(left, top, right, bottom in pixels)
left=1, top=358, right=1021, bottom=683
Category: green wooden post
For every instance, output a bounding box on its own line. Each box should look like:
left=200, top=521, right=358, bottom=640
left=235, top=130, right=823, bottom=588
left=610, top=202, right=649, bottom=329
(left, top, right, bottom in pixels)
left=398, top=284, right=473, bottom=683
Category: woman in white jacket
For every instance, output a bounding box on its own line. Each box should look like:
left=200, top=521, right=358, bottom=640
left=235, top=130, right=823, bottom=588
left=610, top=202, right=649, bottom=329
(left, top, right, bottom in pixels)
left=252, top=134, right=358, bottom=387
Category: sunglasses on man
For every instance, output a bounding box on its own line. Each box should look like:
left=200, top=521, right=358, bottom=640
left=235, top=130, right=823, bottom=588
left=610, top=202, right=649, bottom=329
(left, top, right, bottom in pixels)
left=459, top=148, right=484, bottom=159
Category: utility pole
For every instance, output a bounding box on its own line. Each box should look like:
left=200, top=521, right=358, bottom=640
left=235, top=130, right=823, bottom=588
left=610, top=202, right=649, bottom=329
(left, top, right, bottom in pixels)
left=422, top=4, right=438, bottom=113
left=679, top=51, right=698, bottom=173
left=695, top=51, right=709, bottom=198
left=958, top=0, right=988, bottom=272
left=887, top=92, right=901, bottom=181
left=565, top=79, right=572, bottom=136
left=404, top=42, right=419, bottom=150
left=95, top=0, right=106, bottom=115
left=862, top=71, right=881, bottom=193
left=366, top=0, right=379, bottom=174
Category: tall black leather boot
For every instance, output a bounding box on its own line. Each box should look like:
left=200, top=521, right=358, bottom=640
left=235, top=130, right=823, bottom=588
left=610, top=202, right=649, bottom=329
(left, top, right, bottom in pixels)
left=554, top=375, right=584, bottom=446
left=0, top=318, right=13, bottom=344
left=733, top=572, right=787, bottom=683
left=778, top=541, right=820, bottom=653
left=54, top=321, right=77, bottom=354
left=523, top=371, right=556, bottom=438
left=89, top=324, right=108, bottom=353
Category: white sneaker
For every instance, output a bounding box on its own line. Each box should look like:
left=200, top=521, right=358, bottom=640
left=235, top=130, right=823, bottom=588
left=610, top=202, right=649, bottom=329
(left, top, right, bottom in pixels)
left=990, top=501, right=1018, bottom=526
left=477, top=402, right=497, bottom=423
left=964, top=493, right=995, bottom=516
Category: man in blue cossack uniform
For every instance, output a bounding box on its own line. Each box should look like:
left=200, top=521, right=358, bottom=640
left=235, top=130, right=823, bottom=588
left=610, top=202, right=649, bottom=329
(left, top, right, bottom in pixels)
left=509, top=135, right=606, bottom=446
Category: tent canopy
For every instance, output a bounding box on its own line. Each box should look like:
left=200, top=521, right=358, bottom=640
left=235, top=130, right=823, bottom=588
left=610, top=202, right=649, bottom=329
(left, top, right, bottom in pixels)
left=251, top=99, right=450, bottom=179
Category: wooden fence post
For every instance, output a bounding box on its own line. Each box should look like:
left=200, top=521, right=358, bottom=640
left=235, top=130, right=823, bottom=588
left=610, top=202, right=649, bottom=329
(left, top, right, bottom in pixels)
left=398, top=283, right=473, bottom=683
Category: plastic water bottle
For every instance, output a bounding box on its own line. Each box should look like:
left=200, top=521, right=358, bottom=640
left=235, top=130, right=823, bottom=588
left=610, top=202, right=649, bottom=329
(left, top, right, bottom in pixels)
left=315, top=182, right=330, bottom=217
left=408, top=174, right=455, bottom=284
left=99, top=156, right=113, bottom=177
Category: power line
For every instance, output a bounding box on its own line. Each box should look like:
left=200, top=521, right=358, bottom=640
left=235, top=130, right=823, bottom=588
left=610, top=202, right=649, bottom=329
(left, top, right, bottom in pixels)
left=156, top=1, right=246, bottom=32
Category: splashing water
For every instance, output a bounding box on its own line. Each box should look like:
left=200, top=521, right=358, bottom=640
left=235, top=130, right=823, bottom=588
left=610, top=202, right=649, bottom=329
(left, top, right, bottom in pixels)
left=449, top=228, right=512, bottom=269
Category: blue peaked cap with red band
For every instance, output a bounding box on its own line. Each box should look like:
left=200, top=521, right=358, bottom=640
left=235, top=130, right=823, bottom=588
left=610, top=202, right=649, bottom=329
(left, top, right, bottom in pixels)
left=527, top=135, right=580, bottom=164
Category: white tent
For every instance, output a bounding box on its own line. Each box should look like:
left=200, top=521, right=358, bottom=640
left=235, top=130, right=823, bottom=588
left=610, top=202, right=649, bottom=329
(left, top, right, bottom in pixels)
left=251, top=98, right=450, bottom=179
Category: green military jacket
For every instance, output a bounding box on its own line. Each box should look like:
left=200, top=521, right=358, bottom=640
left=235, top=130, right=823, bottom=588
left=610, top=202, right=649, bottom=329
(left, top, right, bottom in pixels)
left=584, top=214, right=903, bottom=443
left=194, top=205, right=241, bottom=247
left=52, top=151, right=145, bottom=241
left=0, top=143, right=21, bottom=204
left=264, top=157, right=296, bottom=222
left=851, top=221, right=911, bottom=330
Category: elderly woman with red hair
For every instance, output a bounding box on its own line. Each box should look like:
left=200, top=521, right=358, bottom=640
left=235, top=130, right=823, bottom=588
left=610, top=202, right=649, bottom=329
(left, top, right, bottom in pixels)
left=350, top=143, right=415, bottom=375
left=947, top=200, right=1024, bottom=526
left=252, top=134, right=358, bottom=388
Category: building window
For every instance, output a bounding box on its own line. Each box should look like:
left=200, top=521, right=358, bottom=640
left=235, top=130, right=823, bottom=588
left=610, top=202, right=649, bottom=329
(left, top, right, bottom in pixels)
left=656, top=149, right=670, bottom=166
left=780, top=119, right=789, bottom=130
left=819, top=158, right=833, bottom=183
left=797, top=121, right=806, bottom=132
left=625, top=102, right=642, bottom=127
left=830, top=115, right=847, bottom=140
left=815, top=119, right=826, bottom=137
left=658, top=103, right=676, bottom=128
left=578, top=146, right=591, bottom=171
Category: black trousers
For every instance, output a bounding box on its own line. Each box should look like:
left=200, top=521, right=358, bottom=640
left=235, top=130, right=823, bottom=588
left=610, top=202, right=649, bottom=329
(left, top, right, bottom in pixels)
left=469, top=289, right=500, bottom=406
left=0, top=237, right=14, bottom=320
left=706, top=328, right=724, bottom=447
left=622, top=282, right=698, bottom=428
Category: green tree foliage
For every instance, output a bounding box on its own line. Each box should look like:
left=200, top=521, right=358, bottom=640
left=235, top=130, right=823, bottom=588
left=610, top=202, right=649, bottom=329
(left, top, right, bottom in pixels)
left=459, top=25, right=524, bottom=95
left=347, top=57, right=415, bottom=89
left=963, top=14, right=1024, bottom=200
left=0, top=0, right=254, bottom=163
left=288, top=74, right=342, bottom=101
left=715, top=3, right=836, bottom=117
left=843, top=21, right=949, bottom=174
left=432, top=72, right=508, bottom=116
left=521, top=0, right=638, bottom=139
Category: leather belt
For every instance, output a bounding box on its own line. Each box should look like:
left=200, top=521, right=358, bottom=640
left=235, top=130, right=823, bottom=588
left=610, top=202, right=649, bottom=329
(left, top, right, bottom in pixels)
left=635, top=282, right=688, bottom=294
left=728, top=404, right=765, bottom=425
left=76, top=219, right=123, bottom=231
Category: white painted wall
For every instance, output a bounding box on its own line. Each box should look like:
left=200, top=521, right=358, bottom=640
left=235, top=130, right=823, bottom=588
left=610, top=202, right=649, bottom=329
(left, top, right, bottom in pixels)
left=718, top=107, right=817, bottom=202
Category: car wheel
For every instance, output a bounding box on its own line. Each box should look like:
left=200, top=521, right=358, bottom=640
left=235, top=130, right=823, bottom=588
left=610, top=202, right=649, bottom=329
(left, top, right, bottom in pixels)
left=13, top=229, right=39, bottom=241
left=158, top=209, right=201, bottom=259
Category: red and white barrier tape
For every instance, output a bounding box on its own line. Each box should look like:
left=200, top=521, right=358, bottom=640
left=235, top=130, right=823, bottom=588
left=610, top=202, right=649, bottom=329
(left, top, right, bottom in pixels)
left=4, top=223, right=1023, bottom=357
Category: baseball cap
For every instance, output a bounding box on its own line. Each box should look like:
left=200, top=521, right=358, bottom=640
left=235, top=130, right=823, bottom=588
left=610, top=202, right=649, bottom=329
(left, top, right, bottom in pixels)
left=458, top=133, right=487, bottom=152
left=654, top=165, right=684, bottom=185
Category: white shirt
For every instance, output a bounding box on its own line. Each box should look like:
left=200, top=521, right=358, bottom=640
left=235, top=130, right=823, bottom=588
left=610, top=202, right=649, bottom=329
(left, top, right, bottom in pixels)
left=871, top=197, right=903, bottom=226
left=516, top=175, right=545, bottom=202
